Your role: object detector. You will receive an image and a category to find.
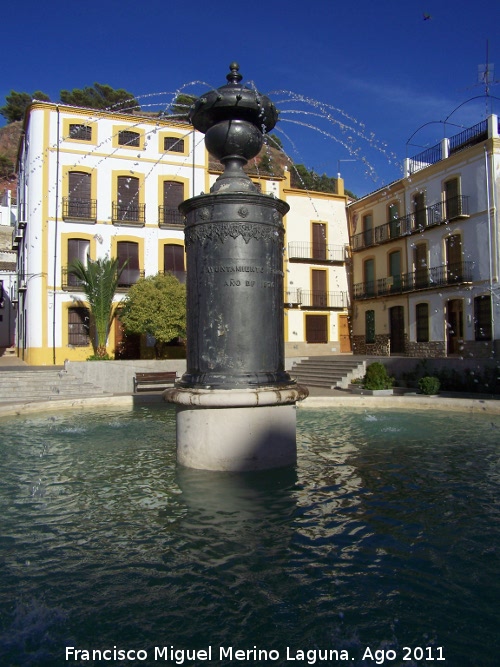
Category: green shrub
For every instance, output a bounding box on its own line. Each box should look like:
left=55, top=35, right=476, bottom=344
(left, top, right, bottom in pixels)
left=418, top=376, right=440, bottom=395
left=363, top=362, right=394, bottom=390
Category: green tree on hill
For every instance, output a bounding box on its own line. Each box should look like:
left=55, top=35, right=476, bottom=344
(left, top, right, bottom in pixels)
left=59, top=83, right=140, bottom=112
left=0, top=90, right=51, bottom=123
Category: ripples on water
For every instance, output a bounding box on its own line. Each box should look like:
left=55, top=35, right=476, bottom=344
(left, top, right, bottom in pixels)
left=0, top=406, right=498, bottom=666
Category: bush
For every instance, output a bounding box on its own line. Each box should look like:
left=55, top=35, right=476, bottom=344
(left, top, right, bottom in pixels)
left=363, top=362, right=394, bottom=390
left=418, top=376, right=440, bottom=395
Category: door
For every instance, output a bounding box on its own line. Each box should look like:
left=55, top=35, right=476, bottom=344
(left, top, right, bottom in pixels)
left=67, top=238, right=90, bottom=287
left=312, top=222, right=327, bottom=260
left=389, top=305, right=405, bottom=354
left=68, top=172, right=92, bottom=218
left=114, top=316, right=141, bottom=359
left=117, top=241, right=140, bottom=287
left=447, top=299, right=463, bottom=355
left=338, top=314, right=351, bottom=352
left=117, top=176, right=140, bottom=221
left=414, top=243, right=428, bottom=288
left=305, top=315, right=328, bottom=343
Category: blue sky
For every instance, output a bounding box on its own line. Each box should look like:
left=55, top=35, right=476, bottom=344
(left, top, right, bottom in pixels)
left=3, top=0, right=499, bottom=196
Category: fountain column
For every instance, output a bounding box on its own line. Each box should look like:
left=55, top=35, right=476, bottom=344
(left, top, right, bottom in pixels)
left=165, top=63, right=308, bottom=471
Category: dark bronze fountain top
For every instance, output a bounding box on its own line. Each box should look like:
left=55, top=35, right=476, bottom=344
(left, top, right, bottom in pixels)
left=188, top=62, right=279, bottom=136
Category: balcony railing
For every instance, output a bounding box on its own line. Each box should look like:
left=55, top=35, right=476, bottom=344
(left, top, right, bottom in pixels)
left=288, top=242, right=347, bottom=263
left=62, top=197, right=97, bottom=221
left=351, top=196, right=469, bottom=251
left=162, top=269, right=186, bottom=284
left=408, top=118, right=491, bottom=174
left=117, top=269, right=145, bottom=289
left=353, top=261, right=473, bottom=299
left=284, top=289, right=349, bottom=309
left=62, top=267, right=85, bottom=290
left=159, top=206, right=184, bottom=229
left=112, top=202, right=146, bottom=225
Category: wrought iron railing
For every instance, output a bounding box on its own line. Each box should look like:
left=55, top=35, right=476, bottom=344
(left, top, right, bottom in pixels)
left=62, top=197, right=97, bottom=221
left=159, top=206, right=184, bottom=228
left=449, top=120, right=488, bottom=155
left=117, top=269, right=145, bottom=289
left=284, top=289, right=348, bottom=309
left=353, top=261, right=473, bottom=299
left=287, top=242, right=347, bottom=263
left=351, top=196, right=469, bottom=251
left=408, top=142, right=442, bottom=175
left=112, top=202, right=146, bottom=224
left=62, top=267, right=85, bottom=290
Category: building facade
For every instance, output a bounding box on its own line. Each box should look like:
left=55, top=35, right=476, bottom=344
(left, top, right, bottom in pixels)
left=14, top=102, right=350, bottom=364
left=348, top=115, right=500, bottom=359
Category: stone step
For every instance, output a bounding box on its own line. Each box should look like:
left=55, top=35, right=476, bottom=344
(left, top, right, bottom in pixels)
left=290, top=357, right=366, bottom=389
left=0, top=368, right=110, bottom=402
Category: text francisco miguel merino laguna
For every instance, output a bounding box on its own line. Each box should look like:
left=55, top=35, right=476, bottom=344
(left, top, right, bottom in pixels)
left=65, top=646, right=355, bottom=663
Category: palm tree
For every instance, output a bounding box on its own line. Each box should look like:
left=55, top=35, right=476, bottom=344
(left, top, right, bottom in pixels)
left=68, top=256, right=124, bottom=359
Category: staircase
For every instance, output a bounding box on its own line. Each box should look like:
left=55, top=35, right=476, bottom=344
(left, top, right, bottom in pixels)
left=290, top=357, right=366, bottom=390
left=0, top=367, right=110, bottom=404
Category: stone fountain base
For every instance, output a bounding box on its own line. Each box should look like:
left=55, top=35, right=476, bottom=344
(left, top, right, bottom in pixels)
left=165, top=385, right=308, bottom=471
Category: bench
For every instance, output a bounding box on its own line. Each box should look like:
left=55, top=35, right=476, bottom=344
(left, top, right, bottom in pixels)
left=133, top=371, right=178, bottom=393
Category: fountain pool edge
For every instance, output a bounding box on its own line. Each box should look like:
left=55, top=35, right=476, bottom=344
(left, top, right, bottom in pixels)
left=0, top=391, right=499, bottom=418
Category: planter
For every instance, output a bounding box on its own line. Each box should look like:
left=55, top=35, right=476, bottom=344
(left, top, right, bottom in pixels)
left=348, top=385, right=394, bottom=396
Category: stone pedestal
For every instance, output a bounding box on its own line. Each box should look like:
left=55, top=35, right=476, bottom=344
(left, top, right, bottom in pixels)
left=166, top=386, right=308, bottom=471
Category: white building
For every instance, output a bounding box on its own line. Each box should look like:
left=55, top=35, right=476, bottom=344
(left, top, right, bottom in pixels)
left=347, top=115, right=500, bottom=359
left=0, top=190, right=17, bottom=349
left=14, top=102, right=350, bottom=364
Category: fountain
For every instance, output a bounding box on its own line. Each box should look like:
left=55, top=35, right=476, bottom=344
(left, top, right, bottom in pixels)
left=165, top=63, right=308, bottom=471
left=0, top=404, right=499, bottom=665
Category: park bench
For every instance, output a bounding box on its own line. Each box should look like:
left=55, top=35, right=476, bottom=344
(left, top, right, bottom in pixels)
left=133, top=371, right=178, bottom=393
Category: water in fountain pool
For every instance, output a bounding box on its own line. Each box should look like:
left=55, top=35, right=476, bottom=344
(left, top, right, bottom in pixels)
left=0, top=405, right=498, bottom=666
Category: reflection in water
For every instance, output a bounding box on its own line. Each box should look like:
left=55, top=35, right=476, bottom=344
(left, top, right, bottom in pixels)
left=0, top=406, right=499, bottom=666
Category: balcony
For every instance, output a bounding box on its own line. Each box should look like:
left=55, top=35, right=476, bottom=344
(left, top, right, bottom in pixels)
left=159, top=206, right=184, bottom=229
left=116, top=268, right=145, bottom=290
left=112, top=202, right=146, bottom=226
left=351, top=196, right=469, bottom=251
left=62, top=197, right=97, bottom=222
left=62, top=267, right=85, bottom=290
left=284, top=289, right=349, bottom=309
left=288, top=242, right=348, bottom=264
left=353, top=261, right=473, bottom=299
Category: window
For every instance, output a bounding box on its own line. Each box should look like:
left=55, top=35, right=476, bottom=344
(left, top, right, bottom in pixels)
left=312, top=222, right=327, bottom=260
left=305, top=315, right=328, bottom=343
left=388, top=202, right=400, bottom=238
left=67, top=238, right=89, bottom=287
left=362, top=214, right=373, bottom=246
left=414, top=243, right=428, bottom=288
left=413, top=192, right=426, bottom=228
left=364, top=258, right=375, bottom=296
left=117, top=241, right=140, bottom=287
left=164, top=136, right=185, bottom=152
left=416, top=303, right=429, bottom=342
left=388, top=250, right=401, bottom=291
left=444, top=178, right=460, bottom=219
left=474, top=295, right=492, bottom=341
left=115, top=176, right=142, bottom=222
left=66, top=172, right=93, bottom=219
left=161, top=181, right=184, bottom=227
left=68, top=307, right=90, bottom=346
left=118, top=130, right=140, bottom=147
left=69, top=124, right=92, bottom=141
left=164, top=244, right=185, bottom=282
left=446, top=234, right=463, bottom=282
left=365, top=310, right=375, bottom=343
left=311, top=269, right=327, bottom=306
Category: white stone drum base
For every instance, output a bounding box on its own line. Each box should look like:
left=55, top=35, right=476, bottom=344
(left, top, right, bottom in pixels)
left=165, top=386, right=308, bottom=471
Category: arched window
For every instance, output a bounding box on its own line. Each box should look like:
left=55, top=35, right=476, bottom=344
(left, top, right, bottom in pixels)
left=160, top=181, right=184, bottom=227
left=164, top=244, right=185, bottom=283
left=117, top=241, right=140, bottom=287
